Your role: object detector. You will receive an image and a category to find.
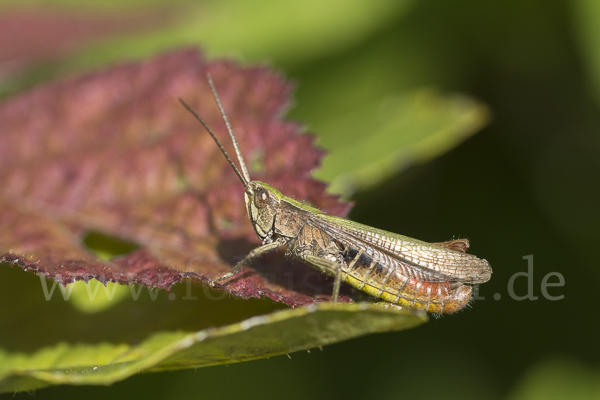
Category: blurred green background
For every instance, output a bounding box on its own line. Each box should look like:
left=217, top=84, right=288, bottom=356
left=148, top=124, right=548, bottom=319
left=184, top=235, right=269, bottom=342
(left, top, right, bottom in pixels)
left=2, top=0, right=600, bottom=398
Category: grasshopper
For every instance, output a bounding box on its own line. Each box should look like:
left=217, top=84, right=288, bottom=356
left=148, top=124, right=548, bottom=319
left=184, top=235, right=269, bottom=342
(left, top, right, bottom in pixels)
left=179, top=75, right=492, bottom=314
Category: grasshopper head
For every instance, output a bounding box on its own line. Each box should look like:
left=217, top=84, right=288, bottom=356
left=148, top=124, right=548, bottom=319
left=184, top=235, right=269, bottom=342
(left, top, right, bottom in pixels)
left=179, top=78, right=284, bottom=241
left=244, top=181, right=284, bottom=240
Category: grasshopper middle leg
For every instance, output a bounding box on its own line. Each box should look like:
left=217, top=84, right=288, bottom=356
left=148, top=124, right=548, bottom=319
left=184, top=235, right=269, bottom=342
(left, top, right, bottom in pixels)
left=211, top=239, right=284, bottom=283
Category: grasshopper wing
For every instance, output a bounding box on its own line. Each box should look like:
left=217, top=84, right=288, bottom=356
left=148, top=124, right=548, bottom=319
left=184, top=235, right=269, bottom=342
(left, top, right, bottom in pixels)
left=309, top=214, right=492, bottom=284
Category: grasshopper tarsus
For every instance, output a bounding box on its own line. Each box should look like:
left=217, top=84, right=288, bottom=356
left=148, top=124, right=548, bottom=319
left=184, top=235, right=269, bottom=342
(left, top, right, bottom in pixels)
left=181, top=77, right=492, bottom=314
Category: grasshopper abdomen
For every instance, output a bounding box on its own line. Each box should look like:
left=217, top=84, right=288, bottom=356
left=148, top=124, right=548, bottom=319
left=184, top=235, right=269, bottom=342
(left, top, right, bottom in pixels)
left=340, top=247, right=472, bottom=313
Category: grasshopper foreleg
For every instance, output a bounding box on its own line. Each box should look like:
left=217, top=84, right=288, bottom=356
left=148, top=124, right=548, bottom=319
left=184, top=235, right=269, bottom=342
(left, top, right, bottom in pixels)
left=211, top=239, right=285, bottom=283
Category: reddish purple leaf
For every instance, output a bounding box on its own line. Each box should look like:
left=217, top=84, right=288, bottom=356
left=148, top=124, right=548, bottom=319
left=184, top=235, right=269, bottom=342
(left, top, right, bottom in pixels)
left=0, top=49, right=352, bottom=307
left=0, top=6, right=174, bottom=78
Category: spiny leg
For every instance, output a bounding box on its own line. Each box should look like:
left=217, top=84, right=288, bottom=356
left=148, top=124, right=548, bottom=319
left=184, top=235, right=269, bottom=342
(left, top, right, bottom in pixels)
left=211, top=240, right=283, bottom=283
left=302, top=254, right=344, bottom=303
left=332, top=267, right=342, bottom=303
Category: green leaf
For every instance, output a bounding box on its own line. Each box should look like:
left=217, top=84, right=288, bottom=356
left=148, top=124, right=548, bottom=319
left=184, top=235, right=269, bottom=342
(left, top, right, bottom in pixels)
left=312, top=90, right=489, bottom=197
left=0, top=302, right=425, bottom=393
left=506, top=358, right=600, bottom=400
left=10, top=0, right=415, bottom=73
left=573, top=0, right=600, bottom=106
left=67, top=281, right=131, bottom=314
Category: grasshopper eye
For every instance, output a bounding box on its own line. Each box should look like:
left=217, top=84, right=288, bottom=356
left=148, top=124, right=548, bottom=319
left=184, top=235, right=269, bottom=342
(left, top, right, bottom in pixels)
left=254, top=187, right=269, bottom=209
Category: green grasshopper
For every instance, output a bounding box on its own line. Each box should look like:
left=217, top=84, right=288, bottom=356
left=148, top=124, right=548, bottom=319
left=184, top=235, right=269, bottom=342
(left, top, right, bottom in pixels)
left=179, top=75, right=492, bottom=314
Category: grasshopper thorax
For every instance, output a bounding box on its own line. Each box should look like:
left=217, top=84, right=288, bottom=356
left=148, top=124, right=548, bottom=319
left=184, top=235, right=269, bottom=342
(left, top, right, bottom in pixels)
left=245, top=181, right=284, bottom=240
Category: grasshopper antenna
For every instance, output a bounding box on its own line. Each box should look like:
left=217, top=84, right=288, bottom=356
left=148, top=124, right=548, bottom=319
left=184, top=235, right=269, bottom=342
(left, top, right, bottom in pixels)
left=206, top=74, right=252, bottom=184
left=179, top=97, right=249, bottom=187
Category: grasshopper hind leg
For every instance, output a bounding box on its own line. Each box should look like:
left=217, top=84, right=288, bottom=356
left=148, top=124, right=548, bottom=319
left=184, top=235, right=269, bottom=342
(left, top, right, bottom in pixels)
left=301, top=254, right=345, bottom=303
